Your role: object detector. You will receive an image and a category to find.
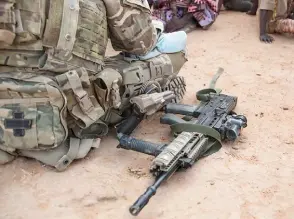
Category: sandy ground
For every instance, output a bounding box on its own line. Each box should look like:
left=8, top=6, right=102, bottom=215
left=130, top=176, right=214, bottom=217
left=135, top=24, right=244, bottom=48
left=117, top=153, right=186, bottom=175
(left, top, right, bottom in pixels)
left=0, top=12, right=294, bottom=219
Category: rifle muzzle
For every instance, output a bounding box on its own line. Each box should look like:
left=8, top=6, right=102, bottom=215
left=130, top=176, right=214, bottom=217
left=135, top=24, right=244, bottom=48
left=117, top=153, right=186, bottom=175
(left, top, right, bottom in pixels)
left=129, top=186, right=156, bottom=216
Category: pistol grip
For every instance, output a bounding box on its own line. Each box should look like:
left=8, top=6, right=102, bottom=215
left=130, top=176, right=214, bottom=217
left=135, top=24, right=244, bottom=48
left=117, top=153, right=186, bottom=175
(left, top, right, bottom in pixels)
left=165, top=103, right=198, bottom=116
left=160, top=113, right=188, bottom=125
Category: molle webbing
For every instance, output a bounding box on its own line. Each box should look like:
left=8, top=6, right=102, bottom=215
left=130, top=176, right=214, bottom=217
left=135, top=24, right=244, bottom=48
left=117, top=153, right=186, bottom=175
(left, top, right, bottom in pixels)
left=41, top=0, right=107, bottom=73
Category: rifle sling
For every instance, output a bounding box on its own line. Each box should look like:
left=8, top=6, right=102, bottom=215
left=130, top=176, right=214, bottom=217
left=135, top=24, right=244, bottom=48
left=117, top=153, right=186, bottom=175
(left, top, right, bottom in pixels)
left=170, top=123, right=222, bottom=157
left=196, top=67, right=224, bottom=102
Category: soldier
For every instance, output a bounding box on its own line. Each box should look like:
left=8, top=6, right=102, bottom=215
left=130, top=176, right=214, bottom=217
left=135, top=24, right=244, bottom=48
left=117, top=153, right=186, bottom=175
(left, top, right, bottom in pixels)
left=0, top=0, right=187, bottom=170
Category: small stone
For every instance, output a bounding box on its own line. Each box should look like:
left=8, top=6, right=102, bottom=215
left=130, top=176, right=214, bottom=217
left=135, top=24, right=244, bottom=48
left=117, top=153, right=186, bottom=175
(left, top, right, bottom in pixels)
left=282, top=107, right=289, bottom=111
left=197, top=202, right=201, bottom=205
left=210, top=181, right=215, bottom=185
left=232, top=146, right=238, bottom=150
left=83, top=199, right=97, bottom=207
left=285, top=140, right=293, bottom=145
left=256, top=74, right=261, bottom=76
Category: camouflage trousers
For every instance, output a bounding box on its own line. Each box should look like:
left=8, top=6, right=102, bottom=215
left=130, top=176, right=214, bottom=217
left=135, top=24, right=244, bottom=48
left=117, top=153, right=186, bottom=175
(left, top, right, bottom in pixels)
left=224, top=0, right=253, bottom=12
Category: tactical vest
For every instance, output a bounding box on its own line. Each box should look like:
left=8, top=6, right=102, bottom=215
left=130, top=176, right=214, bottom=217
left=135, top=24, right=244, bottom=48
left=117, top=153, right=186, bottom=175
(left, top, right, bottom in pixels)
left=0, top=0, right=108, bottom=74
left=103, top=0, right=157, bottom=55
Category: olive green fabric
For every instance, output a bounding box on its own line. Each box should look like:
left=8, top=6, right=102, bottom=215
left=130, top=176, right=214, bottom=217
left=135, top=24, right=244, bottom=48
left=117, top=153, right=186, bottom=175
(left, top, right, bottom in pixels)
left=103, top=0, right=157, bottom=55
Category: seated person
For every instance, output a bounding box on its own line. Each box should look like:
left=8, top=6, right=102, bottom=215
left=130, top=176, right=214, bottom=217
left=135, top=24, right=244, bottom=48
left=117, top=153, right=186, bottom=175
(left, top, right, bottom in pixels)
left=248, top=0, right=294, bottom=43
left=223, top=0, right=253, bottom=12
left=148, top=0, right=221, bottom=33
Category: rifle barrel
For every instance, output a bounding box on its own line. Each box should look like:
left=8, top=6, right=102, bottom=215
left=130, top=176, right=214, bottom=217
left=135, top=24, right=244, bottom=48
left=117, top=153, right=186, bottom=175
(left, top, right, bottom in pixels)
left=129, top=163, right=179, bottom=216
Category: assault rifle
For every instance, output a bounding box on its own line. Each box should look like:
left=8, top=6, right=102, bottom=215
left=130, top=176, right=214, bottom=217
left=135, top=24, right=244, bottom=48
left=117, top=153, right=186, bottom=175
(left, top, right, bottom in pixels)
left=117, top=68, right=247, bottom=216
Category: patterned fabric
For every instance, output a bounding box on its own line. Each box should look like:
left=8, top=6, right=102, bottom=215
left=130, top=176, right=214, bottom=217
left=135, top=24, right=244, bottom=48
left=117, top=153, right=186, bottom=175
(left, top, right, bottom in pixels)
left=275, top=18, right=294, bottom=33
left=269, top=0, right=294, bottom=34
left=151, top=0, right=218, bottom=29
left=187, top=0, right=218, bottom=27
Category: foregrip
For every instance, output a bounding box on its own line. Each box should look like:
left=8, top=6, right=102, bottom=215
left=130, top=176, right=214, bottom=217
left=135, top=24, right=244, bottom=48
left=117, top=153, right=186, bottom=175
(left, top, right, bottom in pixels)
left=160, top=113, right=188, bottom=125
left=165, top=103, right=198, bottom=116
left=117, top=134, right=165, bottom=156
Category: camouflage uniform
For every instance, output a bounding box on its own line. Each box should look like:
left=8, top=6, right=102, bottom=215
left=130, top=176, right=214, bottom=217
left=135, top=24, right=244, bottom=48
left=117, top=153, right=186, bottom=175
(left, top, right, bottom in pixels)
left=0, top=0, right=187, bottom=170
left=223, top=0, right=253, bottom=12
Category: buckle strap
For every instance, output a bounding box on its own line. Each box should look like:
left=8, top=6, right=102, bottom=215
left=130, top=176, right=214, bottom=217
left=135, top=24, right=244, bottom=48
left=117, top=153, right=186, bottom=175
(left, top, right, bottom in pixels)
left=57, top=0, right=79, bottom=55
left=196, top=67, right=224, bottom=102
left=66, top=70, right=94, bottom=114
left=55, top=137, right=80, bottom=171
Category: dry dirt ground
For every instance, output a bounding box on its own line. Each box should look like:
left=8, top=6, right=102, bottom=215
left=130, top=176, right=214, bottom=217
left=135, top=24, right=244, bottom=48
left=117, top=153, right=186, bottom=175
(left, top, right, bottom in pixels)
left=1, top=12, right=294, bottom=219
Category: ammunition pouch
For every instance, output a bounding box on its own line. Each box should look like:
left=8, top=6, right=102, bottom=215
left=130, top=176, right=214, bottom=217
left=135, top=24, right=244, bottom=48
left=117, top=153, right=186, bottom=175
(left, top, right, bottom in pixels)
left=55, top=67, right=105, bottom=129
